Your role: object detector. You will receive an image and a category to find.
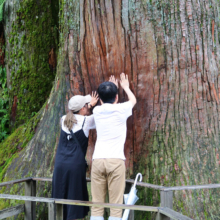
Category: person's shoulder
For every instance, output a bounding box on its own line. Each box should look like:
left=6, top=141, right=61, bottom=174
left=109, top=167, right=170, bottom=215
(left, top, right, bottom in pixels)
left=74, top=114, right=85, bottom=124
left=93, top=105, right=101, bottom=113
left=94, top=104, right=116, bottom=113
left=117, top=101, right=132, bottom=108
left=74, top=114, right=81, bottom=119
left=61, top=115, right=66, bottom=120
left=85, top=114, right=94, bottom=119
left=119, top=101, right=132, bottom=106
left=61, top=115, right=69, bottom=133
left=114, top=101, right=133, bottom=114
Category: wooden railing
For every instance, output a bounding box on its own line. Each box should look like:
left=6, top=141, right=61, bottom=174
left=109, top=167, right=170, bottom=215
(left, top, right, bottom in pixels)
left=1, top=177, right=219, bottom=220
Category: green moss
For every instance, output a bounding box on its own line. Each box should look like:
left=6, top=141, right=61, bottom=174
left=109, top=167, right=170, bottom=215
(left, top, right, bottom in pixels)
left=0, top=0, right=76, bottom=217
left=0, top=109, right=42, bottom=209
left=7, top=0, right=58, bottom=129
left=0, top=111, right=41, bottom=181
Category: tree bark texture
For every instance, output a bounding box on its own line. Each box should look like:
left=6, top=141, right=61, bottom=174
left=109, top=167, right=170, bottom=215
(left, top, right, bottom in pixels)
left=1, top=0, right=220, bottom=219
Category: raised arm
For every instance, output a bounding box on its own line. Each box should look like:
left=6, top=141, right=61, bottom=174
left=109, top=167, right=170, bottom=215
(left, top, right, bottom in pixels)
left=119, top=73, right=137, bottom=107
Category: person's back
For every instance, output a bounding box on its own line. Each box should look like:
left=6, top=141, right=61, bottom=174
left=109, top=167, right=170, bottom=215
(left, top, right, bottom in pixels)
left=93, top=101, right=132, bottom=160
left=90, top=73, right=136, bottom=220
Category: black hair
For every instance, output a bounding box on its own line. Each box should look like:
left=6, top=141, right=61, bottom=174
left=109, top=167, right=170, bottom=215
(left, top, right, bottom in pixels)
left=97, top=81, right=118, bottom=104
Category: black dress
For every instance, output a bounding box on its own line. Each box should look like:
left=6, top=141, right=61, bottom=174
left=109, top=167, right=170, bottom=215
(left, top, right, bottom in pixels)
left=52, top=118, right=89, bottom=220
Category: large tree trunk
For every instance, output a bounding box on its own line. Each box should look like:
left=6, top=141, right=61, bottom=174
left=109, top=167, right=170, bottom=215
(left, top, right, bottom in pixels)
left=1, top=0, right=220, bottom=219
left=4, top=0, right=58, bottom=129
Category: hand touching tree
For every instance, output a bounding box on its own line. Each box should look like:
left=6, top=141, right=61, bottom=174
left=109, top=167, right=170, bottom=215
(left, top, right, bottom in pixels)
left=88, top=91, right=99, bottom=108
left=109, top=73, right=136, bottom=107
left=109, top=75, right=118, bottom=88
left=119, top=73, right=129, bottom=89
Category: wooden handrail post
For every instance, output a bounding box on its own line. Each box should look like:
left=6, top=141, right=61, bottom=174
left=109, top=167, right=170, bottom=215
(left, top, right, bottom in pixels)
left=156, top=212, right=162, bottom=220
left=48, top=203, right=63, bottom=220
left=56, top=204, right=63, bottom=220
left=124, top=182, right=134, bottom=220
left=25, top=179, right=36, bottom=220
left=48, top=203, right=55, bottom=220
left=158, top=191, right=173, bottom=220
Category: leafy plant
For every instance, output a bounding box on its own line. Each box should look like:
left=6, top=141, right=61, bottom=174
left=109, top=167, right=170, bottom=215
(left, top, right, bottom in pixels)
left=0, top=67, right=9, bottom=142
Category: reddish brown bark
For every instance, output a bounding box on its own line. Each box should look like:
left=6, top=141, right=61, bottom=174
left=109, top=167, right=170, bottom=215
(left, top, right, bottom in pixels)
left=2, top=0, right=220, bottom=219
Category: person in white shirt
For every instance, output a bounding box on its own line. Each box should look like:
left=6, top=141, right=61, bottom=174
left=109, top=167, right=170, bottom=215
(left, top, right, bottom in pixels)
left=52, top=92, right=98, bottom=220
left=90, top=73, right=137, bottom=220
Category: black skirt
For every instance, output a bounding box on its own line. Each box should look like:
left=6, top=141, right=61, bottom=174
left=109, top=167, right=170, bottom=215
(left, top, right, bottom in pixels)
left=52, top=128, right=89, bottom=220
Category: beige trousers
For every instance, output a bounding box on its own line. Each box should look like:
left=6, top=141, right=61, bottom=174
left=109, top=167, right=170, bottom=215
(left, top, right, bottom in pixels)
left=91, top=159, right=126, bottom=218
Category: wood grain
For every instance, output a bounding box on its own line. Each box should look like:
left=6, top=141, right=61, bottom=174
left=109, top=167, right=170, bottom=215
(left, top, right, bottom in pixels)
left=0, top=205, right=24, bottom=219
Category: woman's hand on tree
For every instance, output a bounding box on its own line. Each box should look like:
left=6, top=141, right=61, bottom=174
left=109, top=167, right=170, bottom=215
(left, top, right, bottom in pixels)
left=89, top=91, right=99, bottom=108
left=109, top=75, right=118, bottom=88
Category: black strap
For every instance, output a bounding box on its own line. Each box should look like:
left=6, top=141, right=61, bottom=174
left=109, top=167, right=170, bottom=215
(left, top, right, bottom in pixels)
left=68, top=117, right=85, bottom=150
left=82, top=117, right=86, bottom=128
left=70, top=129, right=82, bottom=149
left=69, top=129, right=88, bottom=168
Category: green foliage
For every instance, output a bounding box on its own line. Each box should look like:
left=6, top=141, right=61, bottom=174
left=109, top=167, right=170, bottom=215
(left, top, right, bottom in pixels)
left=0, top=0, right=6, bottom=21
left=0, top=67, right=9, bottom=142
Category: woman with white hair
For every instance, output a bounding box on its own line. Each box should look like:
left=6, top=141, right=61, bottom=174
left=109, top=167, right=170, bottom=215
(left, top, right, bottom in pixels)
left=52, top=92, right=99, bottom=220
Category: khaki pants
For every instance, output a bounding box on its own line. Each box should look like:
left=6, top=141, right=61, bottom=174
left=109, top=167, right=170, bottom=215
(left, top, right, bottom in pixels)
left=91, top=159, right=125, bottom=218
